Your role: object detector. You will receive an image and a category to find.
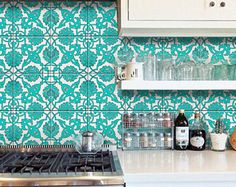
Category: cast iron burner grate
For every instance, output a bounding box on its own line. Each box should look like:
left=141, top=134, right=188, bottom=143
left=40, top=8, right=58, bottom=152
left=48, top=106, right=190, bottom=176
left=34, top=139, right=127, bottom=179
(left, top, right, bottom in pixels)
left=0, top=150, right=115, bottom=174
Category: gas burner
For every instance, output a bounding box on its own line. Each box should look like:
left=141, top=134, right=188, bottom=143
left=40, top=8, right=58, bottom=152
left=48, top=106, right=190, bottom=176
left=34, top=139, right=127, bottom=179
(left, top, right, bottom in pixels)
left=0, top=146, right=124, bottom=187
left=0, top=150, right=115, bottom=174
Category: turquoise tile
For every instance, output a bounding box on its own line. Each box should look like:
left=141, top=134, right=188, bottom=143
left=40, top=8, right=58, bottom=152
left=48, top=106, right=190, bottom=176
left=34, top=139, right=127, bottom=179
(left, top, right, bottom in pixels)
left=87, top=1, right=118, bottom=36
left=12, top=36, right=51, bottom=75
left=126, top=90, right=163, bottom=111
left=50, top=74, right=87, bottom=111
left=87, top=36, right=129, bottom=74
left=162, top=90, right=202, bottom=111
left=0, top=37, right=14, bottom=74
left=12, top=1, right=51, bottom=36
left=0, top=75, right=14, bottom=111
left=50, top=1, right=87, bottom=36
left=87, top=74, right=126, bottom=111
left=0, top=1, right=13, bottom=36
left=13, top=111, right=51, bottom=145
left=200, top=90, right=228, bottom=111
left=50, top=111, right=87, bottom=145
left=13, top=73, right=51, bottom=111
left=87, top=111, right=123, bottom=145
left=0, top=111, right=15, bottom=145
left=51, top=37, right=87, bottom=74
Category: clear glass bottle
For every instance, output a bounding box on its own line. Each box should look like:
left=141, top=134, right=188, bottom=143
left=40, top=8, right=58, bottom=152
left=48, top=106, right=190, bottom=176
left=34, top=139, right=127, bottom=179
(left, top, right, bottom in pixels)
left=189, top=111, right=206, bottom=151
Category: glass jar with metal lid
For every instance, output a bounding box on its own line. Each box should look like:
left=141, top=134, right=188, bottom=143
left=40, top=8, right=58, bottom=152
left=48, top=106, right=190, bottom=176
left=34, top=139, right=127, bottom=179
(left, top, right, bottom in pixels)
left=140, top=132, right=149, bottom=148
left=154, top=113, right=163, bottom=128
left=163, top=113, right=171, bottom=128
left=132, top=132, right=140, bottom=148
left=148, top=132, right=157, bottom=148
left=123, top=132, right=132, bottom=148
left=156, top=132, right=165, bottom=149
left=164, top=132, right=173, bottom=149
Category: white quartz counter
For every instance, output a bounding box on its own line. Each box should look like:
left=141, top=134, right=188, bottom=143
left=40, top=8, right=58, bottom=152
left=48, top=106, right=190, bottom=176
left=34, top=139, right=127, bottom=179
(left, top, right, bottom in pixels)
left=118, top=150, right=236, bottom=187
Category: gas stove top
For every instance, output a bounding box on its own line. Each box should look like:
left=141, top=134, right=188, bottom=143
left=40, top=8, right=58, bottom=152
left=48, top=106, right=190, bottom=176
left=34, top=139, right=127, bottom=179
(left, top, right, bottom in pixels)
left=0, top=145, right=124, bottom=187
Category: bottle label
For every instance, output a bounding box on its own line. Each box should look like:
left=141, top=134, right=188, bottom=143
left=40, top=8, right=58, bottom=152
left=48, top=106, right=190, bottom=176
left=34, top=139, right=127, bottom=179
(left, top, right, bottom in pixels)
left=176, top=127, right=189, bottom=149
left=190, top=136, right=205, bottom=148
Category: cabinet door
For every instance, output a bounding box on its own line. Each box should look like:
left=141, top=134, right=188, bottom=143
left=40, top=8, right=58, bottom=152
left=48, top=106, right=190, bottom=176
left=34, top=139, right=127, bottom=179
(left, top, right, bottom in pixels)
left=128, top=0, right=236, bottom=21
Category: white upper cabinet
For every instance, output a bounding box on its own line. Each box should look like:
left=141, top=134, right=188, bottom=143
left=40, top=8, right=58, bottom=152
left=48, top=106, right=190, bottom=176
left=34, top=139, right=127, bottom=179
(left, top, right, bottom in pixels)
left=118, top=0, right=236, bottom=37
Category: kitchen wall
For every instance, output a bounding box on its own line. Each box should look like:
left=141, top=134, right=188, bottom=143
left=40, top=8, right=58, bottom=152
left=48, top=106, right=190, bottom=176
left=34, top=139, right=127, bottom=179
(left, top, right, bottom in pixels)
left=0, top=0, right=235, bottom=145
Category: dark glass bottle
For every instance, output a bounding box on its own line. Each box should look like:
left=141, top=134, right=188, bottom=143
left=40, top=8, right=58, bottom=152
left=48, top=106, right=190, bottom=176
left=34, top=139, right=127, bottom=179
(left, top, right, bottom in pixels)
left=189, top=112, right=206, bottom=151
left=174, top=109, right=189, bottom=150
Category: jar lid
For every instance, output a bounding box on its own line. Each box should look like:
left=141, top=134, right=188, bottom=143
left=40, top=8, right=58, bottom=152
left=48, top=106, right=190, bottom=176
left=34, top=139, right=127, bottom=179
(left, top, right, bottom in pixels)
left=82, top=131, right=94, bottom=137
left=140, top=132, right=148, bottom=136
left=132, top=132, right=140, bottom=136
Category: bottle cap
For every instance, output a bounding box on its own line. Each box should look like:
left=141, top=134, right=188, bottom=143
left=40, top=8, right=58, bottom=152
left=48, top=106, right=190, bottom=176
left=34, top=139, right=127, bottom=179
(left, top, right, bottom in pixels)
left=179, top=109, right=185, bottom=113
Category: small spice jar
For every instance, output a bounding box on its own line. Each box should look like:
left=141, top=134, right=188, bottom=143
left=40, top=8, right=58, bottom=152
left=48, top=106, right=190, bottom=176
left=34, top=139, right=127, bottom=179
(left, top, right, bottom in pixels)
left=163, top=113, right=171, bottom=128
left=122, top=113, right=131, bottom=128
left=164, top=132, right=173, bottom=149
left=148, top=132, right=157, bottom=148
left=146, top=112, right=155, bottom=128
left=140, top=133, right=149, bottom=148
left=138, top=113, right=146, bottom=128
left=124, top=132, right=132, bottom=148
left=154, top=113, right=163, bottom=128
left=156, top=132, right=165, bottom=149
left=132, top=132, right=140, bottom=148
left=130, top=113, right=139, bottom=128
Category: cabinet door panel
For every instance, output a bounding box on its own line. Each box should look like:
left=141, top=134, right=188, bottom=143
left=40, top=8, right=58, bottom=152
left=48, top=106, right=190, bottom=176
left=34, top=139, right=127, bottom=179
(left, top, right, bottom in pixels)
left=128, top=0, right=236, bottom=21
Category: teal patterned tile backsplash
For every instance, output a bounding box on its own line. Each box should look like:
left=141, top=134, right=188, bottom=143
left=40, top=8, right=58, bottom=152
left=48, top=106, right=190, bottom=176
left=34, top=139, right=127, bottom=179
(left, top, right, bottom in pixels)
left=0, top=0, right=236, bottom=145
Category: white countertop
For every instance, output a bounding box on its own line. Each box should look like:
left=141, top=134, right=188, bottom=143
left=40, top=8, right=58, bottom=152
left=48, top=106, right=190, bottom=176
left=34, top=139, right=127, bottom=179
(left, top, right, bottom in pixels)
left=118, top=150, right=236, bottom=183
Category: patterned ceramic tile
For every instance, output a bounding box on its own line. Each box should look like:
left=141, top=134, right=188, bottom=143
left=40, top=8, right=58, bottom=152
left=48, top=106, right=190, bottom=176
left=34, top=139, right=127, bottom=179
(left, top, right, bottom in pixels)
left=50, top=74, right=87, bottom=111
left=87, top=74, right=126, bottom=111
left=162, top=90, right=202, bottom=111
left=50, top=111, right=87, bottom=145
left=0, top=1, right=13, bottom=36
left=0, top=111, right=15, bottom=145
left=12, top=1, right=51, bottom=36
left=200, top=90, right=228, bottom=111
left=0, top=37, right=14, bottom=74
left=51, top=37, right=87, bottom=74
left=13, top=111, right=51, bottom=145
left=50, top=1, right=87, bottom=36
left=13, top=73, right=51, bottom=111
left=86, top=111, right=122, bottom=144
left=86, top=1, right=118, bottom=36
left=0, top=74, right=14, bottom=111
left=87, top=36, right=130, bottom=74
left=12, top=36, right=51, bottom=75
left=126, top=90, right=162, bottom=111
left=0, top=1, right=236, bottom=146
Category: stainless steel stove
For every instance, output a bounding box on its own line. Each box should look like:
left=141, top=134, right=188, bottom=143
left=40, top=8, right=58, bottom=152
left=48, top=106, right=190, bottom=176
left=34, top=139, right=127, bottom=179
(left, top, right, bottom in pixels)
left=0, top=145, right=125, bottom=187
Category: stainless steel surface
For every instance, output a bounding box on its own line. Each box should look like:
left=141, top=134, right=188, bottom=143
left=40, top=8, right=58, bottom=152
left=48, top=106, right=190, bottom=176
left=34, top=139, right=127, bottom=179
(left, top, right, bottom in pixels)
left=0, top=145, right=124, bottom=187
left=82, top=131, right=94, bottom=152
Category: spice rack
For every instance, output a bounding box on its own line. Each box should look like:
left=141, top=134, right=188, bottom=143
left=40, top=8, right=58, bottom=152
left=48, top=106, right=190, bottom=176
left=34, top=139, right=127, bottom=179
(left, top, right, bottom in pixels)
left=122, top=112, right=175, bottom=150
